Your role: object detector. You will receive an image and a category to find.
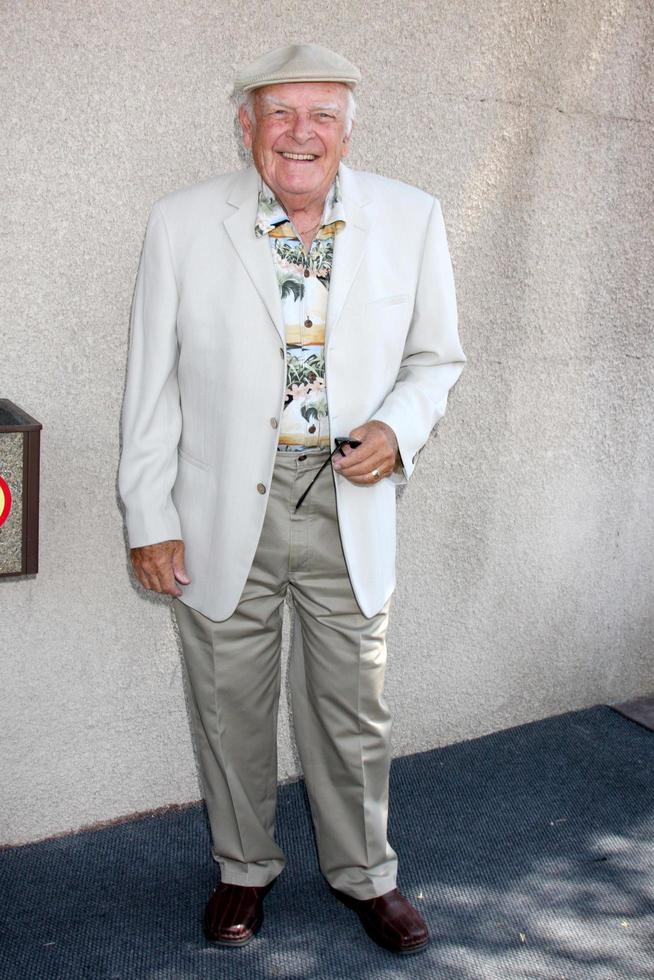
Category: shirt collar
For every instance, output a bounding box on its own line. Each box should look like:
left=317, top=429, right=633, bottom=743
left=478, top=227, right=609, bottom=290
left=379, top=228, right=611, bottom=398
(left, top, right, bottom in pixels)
left=254, top=172, right=346, bottom=239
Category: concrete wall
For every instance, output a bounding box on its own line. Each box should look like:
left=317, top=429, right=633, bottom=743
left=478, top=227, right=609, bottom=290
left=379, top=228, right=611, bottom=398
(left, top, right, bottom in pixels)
left=1, top=0, right=652, bottom=845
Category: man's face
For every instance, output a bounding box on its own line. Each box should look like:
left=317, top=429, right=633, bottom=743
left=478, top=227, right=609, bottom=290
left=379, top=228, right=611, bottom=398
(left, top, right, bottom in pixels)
left=239, top=81, right=352, bottom=208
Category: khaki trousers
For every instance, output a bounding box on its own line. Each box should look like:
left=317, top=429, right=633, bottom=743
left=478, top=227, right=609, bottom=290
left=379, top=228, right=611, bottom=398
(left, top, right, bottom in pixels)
left=173, top=450, right=398, bottom=900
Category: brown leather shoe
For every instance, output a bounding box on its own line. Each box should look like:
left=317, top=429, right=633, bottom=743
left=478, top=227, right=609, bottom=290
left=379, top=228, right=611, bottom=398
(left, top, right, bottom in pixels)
left=203, top=881, right=273, bottom=946
left=331, top=886, right=430, bottom=954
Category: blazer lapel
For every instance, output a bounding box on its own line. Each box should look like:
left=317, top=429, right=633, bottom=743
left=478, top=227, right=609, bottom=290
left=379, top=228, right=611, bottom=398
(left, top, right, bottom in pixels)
left=326, top=163, right=370, bottom=339
left=224, top=167, right=285, bottom=341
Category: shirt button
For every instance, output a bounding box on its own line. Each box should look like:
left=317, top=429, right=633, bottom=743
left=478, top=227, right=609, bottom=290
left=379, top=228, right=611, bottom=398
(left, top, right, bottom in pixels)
left=303, top=268, right=310, bottom=278
left=257, top=483, right=266, bottom=494
left=270, top=417, right=278, bottom=429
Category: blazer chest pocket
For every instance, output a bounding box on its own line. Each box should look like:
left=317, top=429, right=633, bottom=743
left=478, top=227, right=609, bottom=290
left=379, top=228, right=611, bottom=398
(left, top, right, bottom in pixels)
left=363, top=295, right=412, bottom=373
left=365, top=294, right=411, bottom=342
left=366, top=293, right=410, bottom=311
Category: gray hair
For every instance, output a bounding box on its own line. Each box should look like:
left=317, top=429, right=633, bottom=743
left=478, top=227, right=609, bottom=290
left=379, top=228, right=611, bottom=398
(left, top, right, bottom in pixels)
left=232, top=85, right=357, bottom=162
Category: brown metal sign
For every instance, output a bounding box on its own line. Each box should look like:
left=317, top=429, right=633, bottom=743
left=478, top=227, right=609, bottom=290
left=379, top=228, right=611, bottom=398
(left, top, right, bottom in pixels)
left=0, top=400, right=42, bottom=576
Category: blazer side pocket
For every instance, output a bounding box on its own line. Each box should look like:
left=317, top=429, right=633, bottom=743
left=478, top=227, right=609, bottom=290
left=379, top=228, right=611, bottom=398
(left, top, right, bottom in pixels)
left=178, top=446, right=211, bottom=471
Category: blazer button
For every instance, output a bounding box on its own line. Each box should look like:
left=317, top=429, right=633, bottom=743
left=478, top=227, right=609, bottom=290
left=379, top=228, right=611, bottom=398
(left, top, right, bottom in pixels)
left=257, top=483, right=266, bottom=494
left=270, top=417, right=278, bottom=429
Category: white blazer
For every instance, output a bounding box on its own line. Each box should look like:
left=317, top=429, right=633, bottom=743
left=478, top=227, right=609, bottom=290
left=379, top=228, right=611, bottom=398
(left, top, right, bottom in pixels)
left=119, top=163, right=465, bottom=620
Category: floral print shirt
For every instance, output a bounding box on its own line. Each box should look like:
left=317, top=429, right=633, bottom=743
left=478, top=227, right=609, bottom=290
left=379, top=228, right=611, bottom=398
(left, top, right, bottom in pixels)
left=255, top=176, right=346, bottom=452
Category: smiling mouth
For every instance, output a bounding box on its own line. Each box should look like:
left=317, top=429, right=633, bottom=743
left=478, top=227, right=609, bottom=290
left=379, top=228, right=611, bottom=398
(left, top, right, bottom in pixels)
left=279, top=152, right=318, bottom=161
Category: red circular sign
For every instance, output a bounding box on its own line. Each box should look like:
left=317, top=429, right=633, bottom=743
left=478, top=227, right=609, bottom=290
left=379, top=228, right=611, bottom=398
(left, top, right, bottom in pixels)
left=0, top=476, right=12, bottom=528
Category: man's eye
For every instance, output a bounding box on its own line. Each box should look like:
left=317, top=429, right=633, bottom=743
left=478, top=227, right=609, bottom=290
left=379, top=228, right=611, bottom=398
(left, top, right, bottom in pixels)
left=317, top=113, right=335, bottom=120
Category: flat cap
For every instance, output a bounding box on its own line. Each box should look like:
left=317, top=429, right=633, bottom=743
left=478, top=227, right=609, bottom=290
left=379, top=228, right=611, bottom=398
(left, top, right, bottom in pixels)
left=233, top=43, right=361, bottom=95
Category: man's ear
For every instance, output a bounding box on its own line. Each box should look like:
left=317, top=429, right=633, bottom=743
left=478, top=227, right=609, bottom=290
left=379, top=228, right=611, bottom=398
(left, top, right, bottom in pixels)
left=341, top=121, right=353, bottom=158
left=239, top=105, right=254, bottom=150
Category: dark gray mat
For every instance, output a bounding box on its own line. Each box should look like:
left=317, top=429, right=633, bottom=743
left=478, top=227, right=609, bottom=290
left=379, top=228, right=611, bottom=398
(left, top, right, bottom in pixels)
left=1, top=706, right=653, bottom=979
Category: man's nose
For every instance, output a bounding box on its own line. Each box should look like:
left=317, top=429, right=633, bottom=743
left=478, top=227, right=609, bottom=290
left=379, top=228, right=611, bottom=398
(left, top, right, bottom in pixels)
left=288, top=112, right=314, bottom=142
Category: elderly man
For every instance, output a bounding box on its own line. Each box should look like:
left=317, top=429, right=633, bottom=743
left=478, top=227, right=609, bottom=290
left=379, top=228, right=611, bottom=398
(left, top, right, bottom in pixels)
left=119, top=43, right=465, bottom=954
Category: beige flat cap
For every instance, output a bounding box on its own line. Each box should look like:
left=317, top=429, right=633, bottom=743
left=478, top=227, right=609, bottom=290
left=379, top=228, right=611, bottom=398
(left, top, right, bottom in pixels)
left=233, top=43, right=361, bottom=94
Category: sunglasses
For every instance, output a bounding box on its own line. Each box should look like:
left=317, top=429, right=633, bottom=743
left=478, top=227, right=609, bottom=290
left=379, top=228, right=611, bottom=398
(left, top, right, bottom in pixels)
left=295, top=437, right=362, bottom=511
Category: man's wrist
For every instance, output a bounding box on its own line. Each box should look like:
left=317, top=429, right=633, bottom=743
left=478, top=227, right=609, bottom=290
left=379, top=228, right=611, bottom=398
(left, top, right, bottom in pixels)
left=369, top=418, right=400, bottom=467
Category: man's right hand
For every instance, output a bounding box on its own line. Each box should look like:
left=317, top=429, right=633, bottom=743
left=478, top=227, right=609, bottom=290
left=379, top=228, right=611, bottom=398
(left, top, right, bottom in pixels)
left=130, top=539, right=191, bottom=597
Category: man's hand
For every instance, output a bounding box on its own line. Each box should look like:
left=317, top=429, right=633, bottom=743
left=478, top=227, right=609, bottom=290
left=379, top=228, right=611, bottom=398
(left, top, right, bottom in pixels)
left=130, top=539, right=191, bottom=597
left=332, top=420, right=400, bottom=486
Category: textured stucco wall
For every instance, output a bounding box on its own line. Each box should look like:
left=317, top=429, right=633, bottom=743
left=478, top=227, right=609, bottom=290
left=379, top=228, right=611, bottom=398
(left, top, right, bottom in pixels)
left=1, top=1, right=652, bottom=845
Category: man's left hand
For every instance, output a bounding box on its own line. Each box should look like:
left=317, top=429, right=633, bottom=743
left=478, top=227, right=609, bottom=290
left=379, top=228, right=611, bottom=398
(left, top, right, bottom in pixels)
left=332, top=420, right=400, bottom=486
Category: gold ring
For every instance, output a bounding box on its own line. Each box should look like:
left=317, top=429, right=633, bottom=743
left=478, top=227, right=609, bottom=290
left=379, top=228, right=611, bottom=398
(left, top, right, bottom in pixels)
left=371, top=468, right=381, bottom=480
